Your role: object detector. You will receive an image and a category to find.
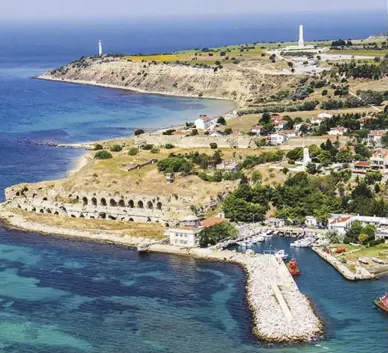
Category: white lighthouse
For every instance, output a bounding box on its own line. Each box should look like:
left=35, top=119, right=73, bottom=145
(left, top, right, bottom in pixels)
left=98, top=40, right=103, bottom=57
left=298, top=25, right=305, bottom=48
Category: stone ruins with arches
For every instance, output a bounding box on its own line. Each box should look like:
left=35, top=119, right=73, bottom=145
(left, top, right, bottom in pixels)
left=5, top=184, right=224, bottom=227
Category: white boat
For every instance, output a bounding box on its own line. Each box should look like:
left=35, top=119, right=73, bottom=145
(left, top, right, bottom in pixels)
left=359, top=257, right=370, bottom=265
left=372, top=257, right=385, bottom=265
left=275, top=249, right=289, bottom=260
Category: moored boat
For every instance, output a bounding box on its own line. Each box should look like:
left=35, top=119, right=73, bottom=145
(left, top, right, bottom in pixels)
left=374, top=293, right=388, bottom=313
left=287, top=257, right=300, bottom=276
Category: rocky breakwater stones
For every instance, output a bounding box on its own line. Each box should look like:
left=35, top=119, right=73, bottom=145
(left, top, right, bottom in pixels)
left=231, top=253, right=323, bottom=342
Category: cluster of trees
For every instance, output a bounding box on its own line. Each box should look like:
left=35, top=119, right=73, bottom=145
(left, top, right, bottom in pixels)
left=344, top=221, right=376, bottom=245
left=198, top=222, right=238, bottom=247
left=320, top=91, right=385, bottom=110
left=199, top=170, right=243, bottom=182
left=222, top=170, right=388, bottom=225
left=331, top=39, right=353, bottom=47
left=238, top=101, right=318, bottom=115
left=333, top=62, right=382, bottom=80
left=157, top=150, right=224, bottom=175
left=239, top=151, right=284, bottom=169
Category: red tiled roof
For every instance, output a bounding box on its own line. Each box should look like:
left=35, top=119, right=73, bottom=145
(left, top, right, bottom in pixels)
left=354, top=161, right=371, bottom=167
left=369, top=130, right=387, bottom=137
left=201, top=217, right=225, bottom=228
left=330, top=217, right=351, bottom=225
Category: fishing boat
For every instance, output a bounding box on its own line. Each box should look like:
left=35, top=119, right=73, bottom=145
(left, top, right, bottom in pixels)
left=274, top=249, right=289, bottom=260
left=374, top=293, right=388, bottom=313
left=287, top=258, right=300, bottom=276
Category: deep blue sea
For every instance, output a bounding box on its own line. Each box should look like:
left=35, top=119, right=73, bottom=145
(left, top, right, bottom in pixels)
left=0, top=11, right=387, bottom=353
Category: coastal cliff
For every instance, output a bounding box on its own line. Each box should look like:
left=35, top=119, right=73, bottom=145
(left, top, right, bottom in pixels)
left=38, top=56, right=296, bottom=104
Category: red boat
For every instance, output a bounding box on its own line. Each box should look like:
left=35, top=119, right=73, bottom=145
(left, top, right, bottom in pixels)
left=374, top=293, right=388, bottom=313
left=287, top=258, right=300, bottom=276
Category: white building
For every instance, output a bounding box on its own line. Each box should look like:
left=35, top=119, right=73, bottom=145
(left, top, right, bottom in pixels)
left=195, top=115, right=213, bottom=130
left=367, top=130, right=387, bottom=147
left=268, top=133, right=287, bottom=145
left=328, top=127, right=347, bottom=136
left=328, top=215, right=353, bottom=234
left=318, top=113, right=333, bottom=120
left=268, top=218, right=286, bottom=227
left=167, top=215, right=226, bottom=248
left=281, top=129, right=299, bottom=138
left=251, top=125, right=262, bottom=135
left=370, top=149, right=388, bottom=171
left=305, top=216, right=318, bottom=228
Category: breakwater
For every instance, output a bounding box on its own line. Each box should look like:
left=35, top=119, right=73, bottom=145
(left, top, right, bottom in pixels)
left=148, top=244, right=323, bottom=342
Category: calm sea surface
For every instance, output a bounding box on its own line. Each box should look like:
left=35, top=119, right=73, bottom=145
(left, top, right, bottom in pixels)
left=0, top=12, right=387, bottom=352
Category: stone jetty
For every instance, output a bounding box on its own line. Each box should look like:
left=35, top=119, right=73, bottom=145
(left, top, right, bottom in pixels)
left=149, top=244, right=323, bottom=342
left=312, top=247, right=375, bottom=281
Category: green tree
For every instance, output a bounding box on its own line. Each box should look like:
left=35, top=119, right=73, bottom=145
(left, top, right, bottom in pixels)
left=365, top=170, right=382, bottom=185
left=110, top=144, right=123, bottom=152
left=198, top=222, right=238, bottom=247
left=95, top=151, right=113, bottom=160
left=336, top=149, right=353, bottom=163
left=217, top=116, right=226, bottom=125
left=128, top=147, right=139, bottom=156
left=381, top=134, right=388, bottom=148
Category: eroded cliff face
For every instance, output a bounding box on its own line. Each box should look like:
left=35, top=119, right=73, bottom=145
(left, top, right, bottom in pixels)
left=39, top=56, right=296, bottom=104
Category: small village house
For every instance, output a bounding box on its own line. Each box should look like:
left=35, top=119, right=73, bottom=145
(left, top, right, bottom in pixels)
left=328, top=127, right=347, bottom=136
left=370, top=149, right=388, bottom=172
left=305, top=216, right=318, bottom=228
left=195, top=115, right=213, bottom=130
left=366, top=130, right=387, bottom=147
left=268, top=218, right=286, bottom=228
left=251, top=125, right=262, bottom=135
left=268, top=133, right=287, bottom=145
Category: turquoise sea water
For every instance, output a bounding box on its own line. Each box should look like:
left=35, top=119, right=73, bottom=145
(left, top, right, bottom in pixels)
left=0, top=14, right=387, bottom=353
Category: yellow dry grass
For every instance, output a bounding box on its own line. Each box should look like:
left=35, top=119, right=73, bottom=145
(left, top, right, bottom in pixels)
left=125, top=54, right=188, bottom=62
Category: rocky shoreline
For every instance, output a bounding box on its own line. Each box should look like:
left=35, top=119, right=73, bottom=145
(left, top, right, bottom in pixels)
left=0, top=207, right=323, bottom=343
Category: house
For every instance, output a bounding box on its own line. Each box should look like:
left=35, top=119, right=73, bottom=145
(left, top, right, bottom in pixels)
left=168, top=215, right=203, bottom=248
left=251, top=125, right=262, bottom=135
left=281, top=129, right=299, bottom=138
left=167, top=215, right=226, bottom=248
left=311, top=116, right=325, bottom=125
left=367, top=130, right=387, bottom=147
left=195, top=115, right=213, bottom=130
left=268, top=133, right=287, bottom=145
left=353, top=161, right=371, bottom=174
left=328, top=215, right=353, bottom=235
left=370, top=149, right=388, bottom=171
left=268, top=218, right=286, bottom=228
left=305, top=216, right=318, bottom=228
left=273, top=119, right=288, bottom=130
left=328, top=127, right=347, bottom=136
left=358, top=116, right=376, bottom=126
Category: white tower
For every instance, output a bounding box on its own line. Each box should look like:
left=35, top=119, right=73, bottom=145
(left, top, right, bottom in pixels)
left=98, top=40, right=103, bottom=56
left=298, top=25, right=305, bottom=48
left=303, top=147, right=311, bottom=168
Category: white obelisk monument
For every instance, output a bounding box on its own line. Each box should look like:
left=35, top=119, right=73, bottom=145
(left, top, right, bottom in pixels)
left=98, top=40, right=103, bottom=56
left=298, top=25, right=305, bottom=48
